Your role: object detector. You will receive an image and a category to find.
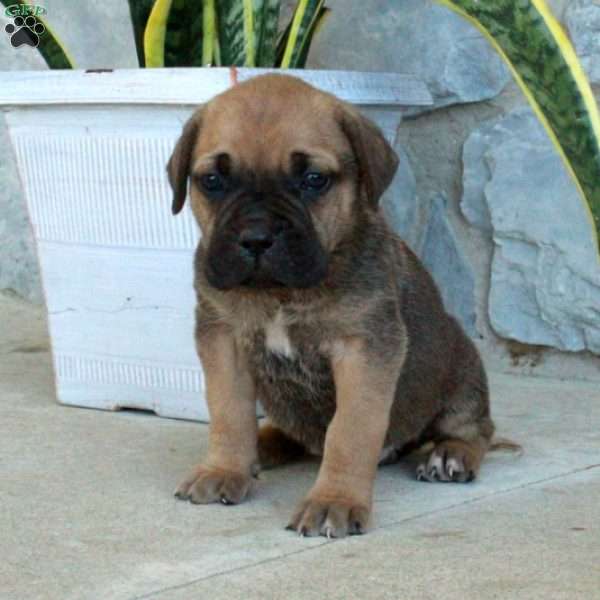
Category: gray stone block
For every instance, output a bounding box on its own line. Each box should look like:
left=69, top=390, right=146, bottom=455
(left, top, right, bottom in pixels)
left=462, top=110, right=549, bottom=231
left=461, top=108, right=600, bottom=354
left=0, top=123, right=42, bottom=303
left=566, top=0, right=600, bottom=84
left=382, top=144, right=421, bottom=250
left=420, top=194, right=476, bottom=336
left=307, top=0, right=510, bottom=111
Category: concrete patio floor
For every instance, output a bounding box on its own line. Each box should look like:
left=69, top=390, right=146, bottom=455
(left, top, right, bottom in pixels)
left=1, top=292, right=599, bottom=600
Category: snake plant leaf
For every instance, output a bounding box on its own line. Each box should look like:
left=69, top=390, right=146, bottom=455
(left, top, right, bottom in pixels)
left=216, top=0, right=263, bottom=67
left=30, top=13, right=74, bottom=69
left=436, top=0, right=600, bottom=256
left=275, top=11, right=293, bottom=67
left=255, top=0, right=279, bottom=67
left=127, top=0, right=156, bottom=67
left=293, top=6, right=330, bottom=68
left=251, top=0, right=265, bottom=67
left=212, top=21, right=222, bottom=66
left=279, top=0, right=324, bottom=69
left=1, top=0, right=74, bottom=68
left=144, top=0, right=173, bottom=67
left=202, top=0, right=216, bottom=65
left=164, top=0, right=203, bottom=66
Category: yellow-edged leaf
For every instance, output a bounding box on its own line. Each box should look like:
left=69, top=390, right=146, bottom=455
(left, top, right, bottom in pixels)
left=242, top=0, right=255, bottom=66
left=280, top=0, right=309, bottom=68
left=202, top=0, right=216, bottom=65
left=144, top=0, right=174, bottom=68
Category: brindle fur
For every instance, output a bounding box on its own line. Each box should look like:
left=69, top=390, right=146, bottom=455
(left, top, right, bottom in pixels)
left=193, top=226, right=493, bottom=458
left=170, top=74, right=495, bottom=537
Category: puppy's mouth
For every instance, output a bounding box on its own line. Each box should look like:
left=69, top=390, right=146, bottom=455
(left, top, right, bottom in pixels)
left=238, top=246, right=288, bottom=289
left=205, top=227, right=328, bottom=291
left=240, top=273, right=286, bottom=289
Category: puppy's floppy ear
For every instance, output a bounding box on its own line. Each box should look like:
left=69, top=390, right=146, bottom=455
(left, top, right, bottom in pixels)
left=167, top=109, right=203, bottom=215
left=338, top=105, right=399, bottom=206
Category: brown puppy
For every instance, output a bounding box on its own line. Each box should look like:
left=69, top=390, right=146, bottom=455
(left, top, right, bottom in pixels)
left=169, top=74, right=495, bottom=537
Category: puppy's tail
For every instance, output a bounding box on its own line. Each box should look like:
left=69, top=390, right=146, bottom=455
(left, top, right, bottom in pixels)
left=489, top=437, right=524, bottom=455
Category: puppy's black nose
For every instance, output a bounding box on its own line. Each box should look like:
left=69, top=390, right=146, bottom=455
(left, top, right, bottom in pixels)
left=239, top=226, right=274, bottom=257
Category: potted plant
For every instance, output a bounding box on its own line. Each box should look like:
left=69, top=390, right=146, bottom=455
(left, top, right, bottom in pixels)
left=0, top=0, right=432, bottom=420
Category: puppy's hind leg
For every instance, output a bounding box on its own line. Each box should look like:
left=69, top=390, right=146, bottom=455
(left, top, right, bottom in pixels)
left=257, top=422, right=307, bottom=470
left=416, top=364, right=495, bottom=483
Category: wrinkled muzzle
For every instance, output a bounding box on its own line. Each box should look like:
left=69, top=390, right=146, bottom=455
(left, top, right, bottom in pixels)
left=204, top=196, right=328, bottom=290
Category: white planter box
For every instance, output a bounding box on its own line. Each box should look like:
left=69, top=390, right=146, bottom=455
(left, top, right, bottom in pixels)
left=0, top=68, right=432, bottom=421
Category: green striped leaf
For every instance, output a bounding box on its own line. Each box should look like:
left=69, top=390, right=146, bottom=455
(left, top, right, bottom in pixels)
left=256, top=0, right=280, bottom=67
left=164, top=0, right=203, bottom=66
left=251, top=0, right=265, bottom=67
left=292, top=5, right=330, bottom=68
left=438, top=0, right=600, bottom=255
left=127, top=0, right=156, bottom=67
left=275, top=11, right=293, bottom=67
left=279, top=0, right=323, bottom=69
left=216, top=0, right=262, bottom=67
left=1, top=0, right=74, bottom=68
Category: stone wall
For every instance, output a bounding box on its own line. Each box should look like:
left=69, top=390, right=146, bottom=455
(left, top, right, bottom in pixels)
left=1, top=0, right=599, bottom=380
left=308, top=0, right=600, bottom=382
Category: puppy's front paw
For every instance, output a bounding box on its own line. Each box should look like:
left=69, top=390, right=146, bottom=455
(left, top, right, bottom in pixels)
left=287, top=496, right=370, bottom=538
left=174, top=465, right=253, bottom=505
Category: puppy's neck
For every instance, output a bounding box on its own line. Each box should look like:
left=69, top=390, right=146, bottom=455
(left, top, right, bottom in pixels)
left=326, top=209, right=394, bottom=286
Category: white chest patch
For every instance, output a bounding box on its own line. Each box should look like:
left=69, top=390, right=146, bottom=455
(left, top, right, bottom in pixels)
left=264, top=310, right=295, bottom=358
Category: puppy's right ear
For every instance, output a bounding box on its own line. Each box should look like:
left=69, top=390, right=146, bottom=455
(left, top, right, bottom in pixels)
left=167, top=110, right=203, bottom=215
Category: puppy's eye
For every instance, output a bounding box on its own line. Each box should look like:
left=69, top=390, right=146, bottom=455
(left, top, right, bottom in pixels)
left=300, top=172, right=330, bottom=193
left=199, top=173, right=224, bottom=193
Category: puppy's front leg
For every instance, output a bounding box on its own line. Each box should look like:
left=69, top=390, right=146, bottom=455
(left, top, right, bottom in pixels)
left=288, top=338, right=400, bottom=537
left=175, top=325, right=258, bottom=505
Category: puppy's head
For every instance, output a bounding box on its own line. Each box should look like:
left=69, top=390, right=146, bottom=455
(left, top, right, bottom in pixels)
left=167, top=74, right=398, bottom=291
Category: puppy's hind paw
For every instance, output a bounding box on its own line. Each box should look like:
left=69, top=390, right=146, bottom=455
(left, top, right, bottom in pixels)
left=416, top=439, right=481, bottom=483
left=257, top=423, right=306, bottom=470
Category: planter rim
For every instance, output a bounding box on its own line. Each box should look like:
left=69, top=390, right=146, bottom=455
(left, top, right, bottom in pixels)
left=0, top=67, right=432, bottom=108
